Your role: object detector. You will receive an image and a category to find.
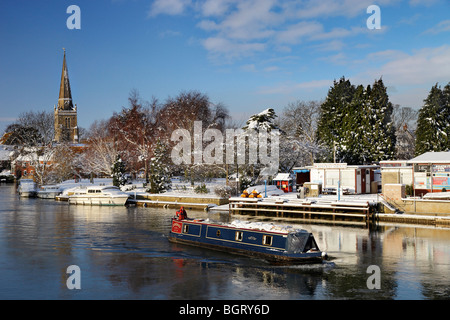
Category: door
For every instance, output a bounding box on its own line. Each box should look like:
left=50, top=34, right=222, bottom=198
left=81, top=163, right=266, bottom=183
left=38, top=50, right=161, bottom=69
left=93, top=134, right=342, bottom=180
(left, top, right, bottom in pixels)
left=366, top=169, right=371, bottom=194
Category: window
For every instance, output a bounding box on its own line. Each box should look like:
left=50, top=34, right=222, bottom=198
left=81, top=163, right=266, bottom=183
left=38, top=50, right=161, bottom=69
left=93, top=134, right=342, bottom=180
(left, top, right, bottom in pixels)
left=216, top=230, right=221, bottom=237
left=262, top=235, right=273, bottom=246
left=183, top=224, right=189, bottom=234
left=235, top=231, right=243, bottom=241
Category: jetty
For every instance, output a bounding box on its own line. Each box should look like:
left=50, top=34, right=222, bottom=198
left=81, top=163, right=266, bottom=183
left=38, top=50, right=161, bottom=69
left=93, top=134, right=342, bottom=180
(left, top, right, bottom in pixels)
left=228, top=196, right=375, bottom=225
left=226, top=194, right=450, bottom=227
left=127, top=192, right=228, bottom=211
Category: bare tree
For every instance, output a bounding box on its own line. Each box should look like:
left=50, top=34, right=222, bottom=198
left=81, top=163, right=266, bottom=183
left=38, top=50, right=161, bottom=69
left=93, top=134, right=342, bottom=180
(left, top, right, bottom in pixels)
left=7, top=110, right=55, bottom=184
left=109, top=90, right=159, bottom=182
left=391, top=104, right=418, bottom=159
left=280, top=100, right=325, bottom=166
left=83, top=120, right=120, bottom=177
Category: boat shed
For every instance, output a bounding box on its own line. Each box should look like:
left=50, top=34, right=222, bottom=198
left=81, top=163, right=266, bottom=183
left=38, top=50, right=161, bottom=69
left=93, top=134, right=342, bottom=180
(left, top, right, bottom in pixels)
left=293, top=163, right=380, bottom=194
left=407, top=152, right=450, bottom=196
left=273, top=173, right=294, bottom=193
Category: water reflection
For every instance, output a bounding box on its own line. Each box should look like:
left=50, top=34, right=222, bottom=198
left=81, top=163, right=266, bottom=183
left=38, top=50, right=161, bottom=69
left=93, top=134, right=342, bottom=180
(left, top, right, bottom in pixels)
left=0, top=184, right=449, bottom=299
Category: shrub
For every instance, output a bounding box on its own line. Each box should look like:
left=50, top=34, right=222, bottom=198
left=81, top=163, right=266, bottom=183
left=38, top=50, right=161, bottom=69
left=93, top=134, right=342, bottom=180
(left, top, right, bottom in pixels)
left=214, top=185, right=233, bottom=198
left=194, top=183, right=208, bottom=194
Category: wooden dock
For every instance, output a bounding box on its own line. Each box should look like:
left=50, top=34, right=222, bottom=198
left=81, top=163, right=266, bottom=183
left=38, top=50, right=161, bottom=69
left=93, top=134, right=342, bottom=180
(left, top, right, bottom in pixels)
left=127, top=199, right=215, bottom=211
left=229, top=197, right=374, bottom=224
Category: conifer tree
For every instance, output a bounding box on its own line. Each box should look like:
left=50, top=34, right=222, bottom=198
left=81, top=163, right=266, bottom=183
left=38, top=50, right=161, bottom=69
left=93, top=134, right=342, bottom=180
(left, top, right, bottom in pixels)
left=149, top=139, right=172, bottom=193
left=316, top=77, right=355, bottom=162
left=365, top=78, right=396, bottom=162
left=415, top=83, right=449, bottom=155
left=111, top=155, right=126, bottom=187
left=317, top=77, right=396, bottom=164
left=340, top=84, right=368, bottom=164
left=242, top=108, right=279, bottom=132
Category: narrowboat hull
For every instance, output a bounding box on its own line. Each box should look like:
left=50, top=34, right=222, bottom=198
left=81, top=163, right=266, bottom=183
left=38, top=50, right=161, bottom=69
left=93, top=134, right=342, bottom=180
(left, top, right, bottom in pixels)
left=168, top=219, right=324, bottom=264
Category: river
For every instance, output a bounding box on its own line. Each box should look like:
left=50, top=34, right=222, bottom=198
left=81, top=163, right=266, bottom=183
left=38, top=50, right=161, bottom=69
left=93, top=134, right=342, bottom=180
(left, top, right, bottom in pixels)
left=0, top=184, right=449, bottom=300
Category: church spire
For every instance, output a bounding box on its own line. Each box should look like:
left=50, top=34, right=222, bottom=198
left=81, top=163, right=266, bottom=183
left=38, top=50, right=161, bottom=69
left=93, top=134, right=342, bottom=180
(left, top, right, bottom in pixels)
left=57, top=48, right=74, bottom=110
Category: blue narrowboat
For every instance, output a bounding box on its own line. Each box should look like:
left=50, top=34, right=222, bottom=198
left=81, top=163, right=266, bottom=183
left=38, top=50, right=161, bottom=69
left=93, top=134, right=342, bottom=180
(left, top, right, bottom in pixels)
left=168, top=218, right=325, bottom=264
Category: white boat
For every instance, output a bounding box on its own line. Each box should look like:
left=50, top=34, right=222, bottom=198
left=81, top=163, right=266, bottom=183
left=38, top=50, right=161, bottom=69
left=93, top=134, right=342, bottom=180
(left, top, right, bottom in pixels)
left=18, top=179, right=37, bottom=198
left=37, top=185, right=62, bottom=199
left=68, top=185, right=130, bottom=206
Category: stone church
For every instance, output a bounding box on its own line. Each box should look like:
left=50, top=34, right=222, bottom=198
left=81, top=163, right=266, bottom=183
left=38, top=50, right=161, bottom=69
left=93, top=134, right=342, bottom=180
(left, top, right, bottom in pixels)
left=54, top=49, right=79, bottom=144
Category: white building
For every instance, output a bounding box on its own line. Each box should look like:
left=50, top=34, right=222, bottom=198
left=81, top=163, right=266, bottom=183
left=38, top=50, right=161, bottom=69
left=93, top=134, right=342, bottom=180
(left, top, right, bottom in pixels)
left=293, top=163, right=380, bottom=194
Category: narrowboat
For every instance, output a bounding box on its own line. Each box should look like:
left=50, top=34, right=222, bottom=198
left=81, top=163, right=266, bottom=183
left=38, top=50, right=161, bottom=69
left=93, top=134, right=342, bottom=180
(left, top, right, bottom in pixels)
left=168, top=218, right=325, bottom=264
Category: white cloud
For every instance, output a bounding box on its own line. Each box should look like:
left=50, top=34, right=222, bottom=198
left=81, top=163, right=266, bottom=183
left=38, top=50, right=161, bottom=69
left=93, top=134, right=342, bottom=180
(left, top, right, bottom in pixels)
left=258, top=79, right=332, bottom=95
left=276, top=21, right=323, bottom=45
left=148, top=0, right=191, bottom=17
left=360, top=45, right=450, bottom=85
left=202, top=37, right=266, bottom=61
left=422, top=20, right=450, bottom=35
left=256, top=45, right=450, bottom=108
left=200, top=0, right=237, bottom=17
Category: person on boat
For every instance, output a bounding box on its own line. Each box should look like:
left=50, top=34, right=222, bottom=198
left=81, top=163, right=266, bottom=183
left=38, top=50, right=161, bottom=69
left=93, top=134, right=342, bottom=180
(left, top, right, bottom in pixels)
left=176, top=206, right=188, bottom=220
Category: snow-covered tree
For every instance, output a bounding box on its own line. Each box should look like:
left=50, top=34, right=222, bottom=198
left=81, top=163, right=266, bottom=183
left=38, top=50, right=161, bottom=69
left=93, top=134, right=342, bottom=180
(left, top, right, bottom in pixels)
left=240, top=108, right=281, bottom=182
left=149, top=139, right=172, bottom=193
left=111, top=155, right=126, bottom=187
left=83, top=120, right=120, bottom=177
left=364, top=79, right=396, bottom=162
left=316, top=77, right=356, bottom=162
left=280, top=100, right=325, bottom=166
left=317, top=77, right=396, bottom=164
left=415, top=82, right=450, bottom=155
left=109, top=90, right=159, bottom=182
left=243, top=108, right=279, bottom=132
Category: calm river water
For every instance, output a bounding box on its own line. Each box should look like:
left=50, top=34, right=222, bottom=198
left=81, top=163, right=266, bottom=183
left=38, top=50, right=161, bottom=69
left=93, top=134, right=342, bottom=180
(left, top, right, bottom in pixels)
left=0, top=184, right=449, bottom=300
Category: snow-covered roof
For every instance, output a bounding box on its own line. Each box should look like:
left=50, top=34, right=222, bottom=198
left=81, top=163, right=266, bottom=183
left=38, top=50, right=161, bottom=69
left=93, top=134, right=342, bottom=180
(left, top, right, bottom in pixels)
left=407, top=152, right=450, bottom=164
left=0, top=146, right=14, bottom=161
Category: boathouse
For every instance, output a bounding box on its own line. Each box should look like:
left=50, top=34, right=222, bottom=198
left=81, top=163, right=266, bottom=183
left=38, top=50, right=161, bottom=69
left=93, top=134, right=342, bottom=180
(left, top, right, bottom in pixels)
left=408, top=152, right=450, bottom=196
left=292, top=163, right=380, bottom=194
left=380, top=152, right=450, bottom=197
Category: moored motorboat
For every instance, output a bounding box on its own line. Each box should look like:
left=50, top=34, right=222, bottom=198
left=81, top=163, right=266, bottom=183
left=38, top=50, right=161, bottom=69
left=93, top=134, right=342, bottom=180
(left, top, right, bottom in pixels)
left=18, top=179, right=37, bottom=198
left=168, top=218, right=325, bottom=264
left=37, top=185, right=62, bottom=199
left=68, top=185, right=130, bottom=206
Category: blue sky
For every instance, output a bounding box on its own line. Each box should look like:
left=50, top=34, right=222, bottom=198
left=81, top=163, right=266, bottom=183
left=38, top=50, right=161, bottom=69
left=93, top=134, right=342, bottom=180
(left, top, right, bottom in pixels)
left=0, top=0, right=449, bottom=134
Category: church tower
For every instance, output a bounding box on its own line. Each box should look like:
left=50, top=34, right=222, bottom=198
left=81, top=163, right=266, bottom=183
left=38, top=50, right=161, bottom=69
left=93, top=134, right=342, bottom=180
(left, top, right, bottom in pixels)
left=54, top=49, right=79, bottom=143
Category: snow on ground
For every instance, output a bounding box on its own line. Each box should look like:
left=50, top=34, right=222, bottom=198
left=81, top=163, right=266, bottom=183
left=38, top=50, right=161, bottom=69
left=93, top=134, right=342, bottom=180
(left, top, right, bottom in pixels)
left=55, top=177, right=378, bottom=207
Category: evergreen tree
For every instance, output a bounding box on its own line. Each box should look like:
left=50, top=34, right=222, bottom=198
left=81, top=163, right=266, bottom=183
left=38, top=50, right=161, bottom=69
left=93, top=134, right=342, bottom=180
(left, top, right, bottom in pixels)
left=415, top=83, right=449, bottom=155
left=365, top=78, right=396, bottom=162
left=111, top=155, right=126, bottom=187
left=339, top=84, right=368, bottom=164
left=316, top=77, right=356, bottom=162
left=242, top=108, right=279, bottom=132
left=443, top=82, right=450, bottom=148
left=317, top=77, right=396, bottom=164
left=149, top=139, right=172, bottom=193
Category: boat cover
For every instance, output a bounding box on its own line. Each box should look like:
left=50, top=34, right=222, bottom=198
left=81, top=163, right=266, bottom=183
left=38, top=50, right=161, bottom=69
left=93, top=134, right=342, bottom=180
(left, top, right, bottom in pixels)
left=285, top=231, right=313, bottom=254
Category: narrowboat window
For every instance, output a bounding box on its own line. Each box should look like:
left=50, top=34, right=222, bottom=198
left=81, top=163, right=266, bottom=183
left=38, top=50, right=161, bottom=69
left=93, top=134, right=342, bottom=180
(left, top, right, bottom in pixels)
left=262, top=235, right=273, bottom=246
left=216, top=230, right=221, bottom=237
left=235, top=231, right=243, bottom=241
left=183, top=224, right=189, bottom=233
